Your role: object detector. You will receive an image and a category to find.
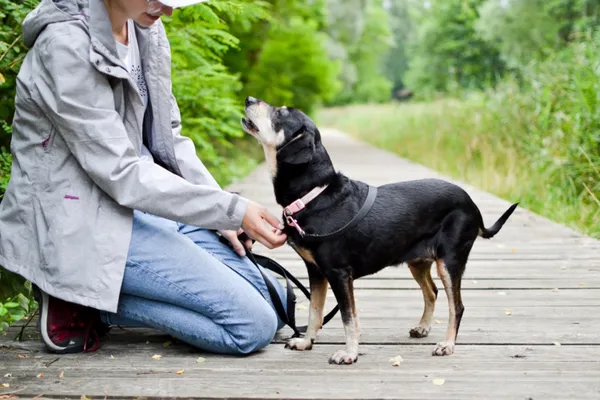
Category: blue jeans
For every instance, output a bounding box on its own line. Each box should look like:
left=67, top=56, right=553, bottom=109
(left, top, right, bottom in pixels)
left=99, top=210, right=286, bottom=355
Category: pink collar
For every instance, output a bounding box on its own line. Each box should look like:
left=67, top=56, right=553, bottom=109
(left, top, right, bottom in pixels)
left=283, top=184, right=329, bottom=236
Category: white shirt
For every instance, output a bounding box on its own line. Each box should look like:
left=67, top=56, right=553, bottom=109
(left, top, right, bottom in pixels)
left=116, top=20, right=153, bottom=162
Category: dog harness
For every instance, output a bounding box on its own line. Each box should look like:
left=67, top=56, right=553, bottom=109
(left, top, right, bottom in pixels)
left=283, top=184, right=378, bottom=241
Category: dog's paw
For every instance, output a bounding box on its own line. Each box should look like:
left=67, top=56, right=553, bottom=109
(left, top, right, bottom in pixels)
left=409, top=325, right=431, bottom=338
left=285, top=337, right=313, bottom=351
left=328, top=350, right=358, bottom=365
left=432, top=341, right=455, bottom=356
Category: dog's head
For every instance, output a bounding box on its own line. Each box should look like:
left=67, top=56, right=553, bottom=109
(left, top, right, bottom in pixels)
left=242, top=96, right=318, bottom=166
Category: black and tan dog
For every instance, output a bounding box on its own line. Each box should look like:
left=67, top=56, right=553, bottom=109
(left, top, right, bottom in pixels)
left=242, top=96, right=518, bottom=365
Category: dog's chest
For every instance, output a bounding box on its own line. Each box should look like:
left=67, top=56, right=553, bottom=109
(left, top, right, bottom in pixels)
left=288, top=238, right=318, bottom=266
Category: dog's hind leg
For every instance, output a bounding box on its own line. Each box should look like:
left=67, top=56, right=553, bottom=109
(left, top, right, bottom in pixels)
left=408, top=261, right=437, bottom=338
left=286, top=263, right=327, bottom=351
left=432, top=256, right=467, bottom=356
left=326, top=270, right=360, bottom=365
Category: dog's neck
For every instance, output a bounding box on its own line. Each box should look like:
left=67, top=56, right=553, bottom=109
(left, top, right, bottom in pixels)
left=272, top=145, right=339, bottom=208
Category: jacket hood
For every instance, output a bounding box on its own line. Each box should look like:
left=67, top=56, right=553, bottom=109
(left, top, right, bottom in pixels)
left=23, top=0, right=89, bottom=48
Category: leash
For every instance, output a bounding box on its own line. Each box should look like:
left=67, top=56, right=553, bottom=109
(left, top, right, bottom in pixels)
left=218, top=234, right=339, bottom=338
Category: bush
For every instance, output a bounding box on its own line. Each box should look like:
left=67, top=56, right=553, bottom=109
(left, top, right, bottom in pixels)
left=244, top=16, right=340, bottom=116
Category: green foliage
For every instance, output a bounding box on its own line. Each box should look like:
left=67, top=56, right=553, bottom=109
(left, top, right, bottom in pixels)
left=223, top=0, right=338, bottom=116
left=476, top=0, right=600, bottom=69
left=326, top=0, right=394, bottom=105
left=0, top=0, right=38, bottom=149
left=244, top=16, right=340, bottom=115
left=404, top=0, right=505, bottom=97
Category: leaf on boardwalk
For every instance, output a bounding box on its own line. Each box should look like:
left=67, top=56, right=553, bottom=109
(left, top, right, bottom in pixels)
left=434, top=319, right=441, bottom=324
left=59, top=371, right=64, bottom=378
left=497, top=291, right=507, bottom=295
left=296, top=304, right=308, bottom=310
left=389, top=355, right=403, bottom=366
left=176, top=370, right=185, bottom=375
left=81, top=395, right=91, bottom=400
left=196, top=357, right=206, bottom=363
left=504, top=308, right=512, bottom=316
left=432, top=378, right=445, bottom=385
left=579, top=282, right=585, bottom=286
left=151, top=354, right=162, bottom=360
left=110, top=355, right=115, bottom=359
left=16, top=354, right=28, bottom=359
left=163, top=341, right=172, bottom=347
left=1, top=383, right=9, bottom=388
left=511, top=248, right=517, bottom=252
left=553, top=342, right=561, bottom=346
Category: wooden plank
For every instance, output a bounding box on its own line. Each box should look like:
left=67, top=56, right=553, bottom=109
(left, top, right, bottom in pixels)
left=1, top=345, right=599, bottom=399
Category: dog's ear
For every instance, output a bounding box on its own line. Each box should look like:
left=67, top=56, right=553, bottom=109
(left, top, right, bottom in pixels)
left=277, top=127, right=315, bottom=165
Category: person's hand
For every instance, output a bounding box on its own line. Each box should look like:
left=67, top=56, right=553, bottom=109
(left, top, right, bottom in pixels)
left=219, top=228, right=254, bottom=257
left=241, top=201, right=287, bottom=250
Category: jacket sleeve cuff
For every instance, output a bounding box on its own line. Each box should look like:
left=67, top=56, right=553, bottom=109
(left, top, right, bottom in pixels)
left=225, top=193, right=249, bottom=230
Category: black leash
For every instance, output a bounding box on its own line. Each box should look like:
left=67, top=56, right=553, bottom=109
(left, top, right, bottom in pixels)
left=219, top=233, right=339, bottom=338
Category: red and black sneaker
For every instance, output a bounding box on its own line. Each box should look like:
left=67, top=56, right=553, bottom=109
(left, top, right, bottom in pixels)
left=33, top=286, right=108, bottom=354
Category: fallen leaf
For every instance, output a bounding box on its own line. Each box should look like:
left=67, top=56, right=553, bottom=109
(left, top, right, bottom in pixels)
left=151, top=354, right=162, bottom=360
left=59, top=371, right=64, bottom=378
left=553, top=342, right=561, bottom=346
left=496, top=244, right=505, bottom=248
left=110, top=355, right=115, bottom=360
left=163, top=341, right=172, bottom=347
left=389, top=355, right=403, bottom=366
left=196, top=357, right=206, bottom=363
left=1, top=383, right=9, bottom=388
left=505, top=310, right=512, bottom=316
left=16, top=354, right=28, bottom=359
left=0, top=73, right=5, bottom=84
left=433, top=378, right=445, bottom=385
left=37, top=373, right=44, bottom=378
left=81, top=395, right=91, bottom=400
left=511, top=248, right=517, bottom=253
left=579, top=282, right=586, bottom=286
left=472, top=280, right=478, bottom=284
left=552, top=288, right=559, bottom=292
left=434, top=319, right=441, bottom=324
left=176, top=370, right=185, bottom=375
left=296, top=304, right=308, bottom=310
left=2, top=374, right=10, bottom=378
left=560, top=266, right=568, bottom=270
left=497, top=291, right=507, bottom=296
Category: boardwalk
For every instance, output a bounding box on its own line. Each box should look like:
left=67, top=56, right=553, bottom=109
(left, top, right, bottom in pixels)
left=1, top=128, right=599, bottom=399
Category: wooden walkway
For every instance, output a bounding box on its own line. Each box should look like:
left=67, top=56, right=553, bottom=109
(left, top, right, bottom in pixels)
left=1, top=129, right=600, bottom=399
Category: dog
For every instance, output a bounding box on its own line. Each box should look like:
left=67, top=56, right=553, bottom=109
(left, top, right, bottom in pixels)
left=241, top=96, right=518, bottom=365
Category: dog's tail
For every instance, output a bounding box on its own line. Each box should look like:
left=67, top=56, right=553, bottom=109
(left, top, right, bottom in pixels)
left=478, top=203, right=519, bottom=239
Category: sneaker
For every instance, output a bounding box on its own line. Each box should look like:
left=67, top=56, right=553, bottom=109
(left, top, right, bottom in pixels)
left=33, top=286, right=107, bottom=354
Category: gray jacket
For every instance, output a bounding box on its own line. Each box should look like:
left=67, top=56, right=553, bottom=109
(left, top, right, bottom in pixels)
left=0, top=0, right=248, bottom=312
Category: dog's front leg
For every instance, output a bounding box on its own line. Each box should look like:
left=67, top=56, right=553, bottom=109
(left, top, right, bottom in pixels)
left=327, top=271, right=360, bottom=365
left=286, top=263, right=327, bottom=351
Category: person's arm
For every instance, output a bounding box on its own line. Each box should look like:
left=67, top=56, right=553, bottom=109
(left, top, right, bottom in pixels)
left=32, top=29, right=245, bottom=231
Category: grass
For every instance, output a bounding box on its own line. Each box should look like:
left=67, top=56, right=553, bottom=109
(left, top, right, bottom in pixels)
left=317, top=96, right=600, bottom=239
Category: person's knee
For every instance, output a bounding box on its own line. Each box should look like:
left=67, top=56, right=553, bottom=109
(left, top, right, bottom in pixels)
left=230, top=305, right=278, bottom=355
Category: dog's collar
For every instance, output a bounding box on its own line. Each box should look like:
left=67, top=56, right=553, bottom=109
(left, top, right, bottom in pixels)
left=283, top=185, right=329, bottom=235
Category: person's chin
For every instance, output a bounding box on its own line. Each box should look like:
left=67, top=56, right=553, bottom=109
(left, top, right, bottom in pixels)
left=137, top=13, right=161, bottom=27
